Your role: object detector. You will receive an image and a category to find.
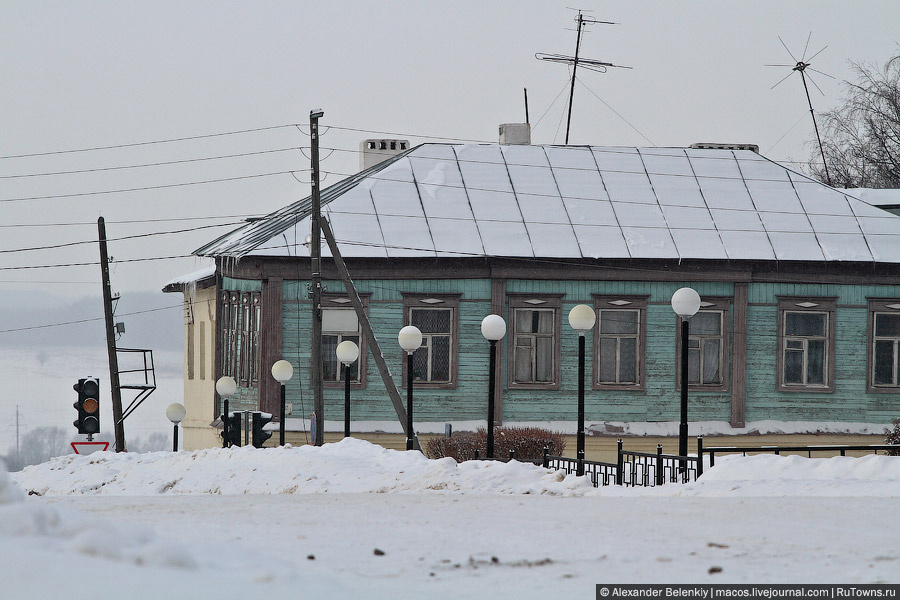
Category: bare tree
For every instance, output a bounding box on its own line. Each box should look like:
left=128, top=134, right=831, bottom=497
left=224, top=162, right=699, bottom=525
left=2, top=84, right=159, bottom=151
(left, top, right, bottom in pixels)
left=3, top=426, right=72, bottom=471
left=808, top=52, right=900, bottom=189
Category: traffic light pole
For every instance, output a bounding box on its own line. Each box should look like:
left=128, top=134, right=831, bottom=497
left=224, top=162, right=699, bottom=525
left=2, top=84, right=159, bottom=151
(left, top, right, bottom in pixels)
left=99, top=217, right=126, bottom=452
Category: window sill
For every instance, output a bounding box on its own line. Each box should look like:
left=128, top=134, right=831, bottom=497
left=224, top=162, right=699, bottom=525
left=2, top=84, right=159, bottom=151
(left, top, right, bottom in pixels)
left=776, top=383, right=834, bottom=393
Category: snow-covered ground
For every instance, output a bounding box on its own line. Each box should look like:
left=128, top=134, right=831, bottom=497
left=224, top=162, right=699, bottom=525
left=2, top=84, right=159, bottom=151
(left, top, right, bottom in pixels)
left=3, top=438, right=899, bottom=599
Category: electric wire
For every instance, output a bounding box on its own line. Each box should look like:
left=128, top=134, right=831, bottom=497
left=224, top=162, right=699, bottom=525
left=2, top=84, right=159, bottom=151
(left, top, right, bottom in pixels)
left=0, top=124, right=299, bottom=160
left=0, top=303, right=186, bottom=334
left=575, top=76, right=656, bottom=146
left=0, top=170, right=305, bottom=203
left=0, top=222, right=244, bottom=255
left=0, top=146, right=307, bottom=179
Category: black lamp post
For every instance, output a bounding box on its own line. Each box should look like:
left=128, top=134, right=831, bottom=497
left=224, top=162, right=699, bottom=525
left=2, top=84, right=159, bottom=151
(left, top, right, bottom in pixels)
left=271, top=360, right=294, bottom=446
left=671, top=287, right=701, bottom=462
left=336, top=340, right=360, bottom=438
left=568, top=304, right=596, bottom=476
left=398, top=325, right=422, bottom=451
left=165, top=403, right=185, bottom=452
left=480, top=314, right=507, bottom=459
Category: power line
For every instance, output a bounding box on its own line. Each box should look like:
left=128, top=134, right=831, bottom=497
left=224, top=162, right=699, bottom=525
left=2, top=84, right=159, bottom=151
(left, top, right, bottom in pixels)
left=0, top=146, right=307, bottom=179
left=0, top=214, right=262, bottom=229
left=0, top=303, right=188, bottom=334
left=0, top=124, right=299, bottom=160
left=0, top=222, right=244, bottom=255
left=0, top=170, right=304, bottom=203
left=0, top=254, right=195, bottom=271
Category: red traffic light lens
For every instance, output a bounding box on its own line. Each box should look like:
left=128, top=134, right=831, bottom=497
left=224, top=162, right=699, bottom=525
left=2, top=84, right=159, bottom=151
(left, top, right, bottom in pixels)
left=83, top=398, right=99, bottom=414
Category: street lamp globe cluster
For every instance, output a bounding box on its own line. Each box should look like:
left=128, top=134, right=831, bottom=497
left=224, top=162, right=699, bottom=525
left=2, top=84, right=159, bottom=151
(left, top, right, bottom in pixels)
left=567, top=304, right=596, bottom=476
left=336, top=340, right=360, bottom=438
left=271, top=359, right=294, bottom=446
left=480, top=314, right=507, bottom=458
left=398, top=325, right=422, bottom=451
left=671, top=287, right=701, bottom=462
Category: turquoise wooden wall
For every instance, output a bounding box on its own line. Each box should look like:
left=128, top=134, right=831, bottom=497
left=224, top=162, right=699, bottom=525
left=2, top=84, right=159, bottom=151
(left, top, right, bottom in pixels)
left=221, top=277, right=900, bottom=425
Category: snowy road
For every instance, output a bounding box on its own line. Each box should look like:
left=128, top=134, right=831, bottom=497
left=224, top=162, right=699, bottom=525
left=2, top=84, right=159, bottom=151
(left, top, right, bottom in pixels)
left=4, top=440, right=899, bottom=598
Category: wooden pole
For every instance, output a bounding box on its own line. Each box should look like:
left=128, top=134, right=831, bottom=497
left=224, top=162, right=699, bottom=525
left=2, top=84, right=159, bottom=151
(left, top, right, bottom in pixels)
left=98, top=217, right=126, bottom=452
left=309, top=110, right=325, bottom=445
left=318, top=217, right=420, bottom=451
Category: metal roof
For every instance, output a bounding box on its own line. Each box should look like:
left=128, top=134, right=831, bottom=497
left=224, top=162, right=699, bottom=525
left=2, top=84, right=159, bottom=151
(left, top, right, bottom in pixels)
left=195, top=143, right=900, bottom=263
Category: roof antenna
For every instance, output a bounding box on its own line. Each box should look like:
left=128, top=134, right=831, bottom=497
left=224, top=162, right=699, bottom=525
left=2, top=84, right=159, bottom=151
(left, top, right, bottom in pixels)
left=766, top=33, right=836, bottom=186
left=536, top=9, right=631, bottom=145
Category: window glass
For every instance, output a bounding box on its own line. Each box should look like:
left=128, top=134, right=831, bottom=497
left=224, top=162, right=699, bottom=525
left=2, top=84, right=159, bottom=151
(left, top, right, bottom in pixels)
left=784, top=349, right=804, bottom=384
left=619, top=337, right=637, bottom=383
left=874, top=339, right=895, bottom=385
left=692, top=312, right=721, bottom=336
left=786, top=312, right=826, bottom=337
left=598, top=337, right=617, bottom=383
left=600, top=310, right=637, bottom=335
left=875, top=313, right=900, bottom=337
left=807, top=339, right=825, bottom=384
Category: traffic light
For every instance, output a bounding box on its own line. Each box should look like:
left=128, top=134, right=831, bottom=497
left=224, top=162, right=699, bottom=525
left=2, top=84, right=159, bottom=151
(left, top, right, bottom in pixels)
left=251, top=411, right=273, bottom=448
left=221, top=411, right=241, bottom=447
left=73, top=377, right=100, bottom=436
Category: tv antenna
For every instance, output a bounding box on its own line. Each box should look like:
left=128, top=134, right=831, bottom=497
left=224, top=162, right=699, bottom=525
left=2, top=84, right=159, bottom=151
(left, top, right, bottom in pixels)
left=536, top=9, right=631, bottom=144
left=766, top=33, right=836, bottom=185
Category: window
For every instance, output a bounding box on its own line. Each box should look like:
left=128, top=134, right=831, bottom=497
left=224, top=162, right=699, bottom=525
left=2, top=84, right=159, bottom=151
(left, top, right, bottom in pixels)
left=402, top=294, right=459, bottom=388
left=676, top=297, right=730, bottom=392
left=220, top=291, right=261, bottom=387
left=777, top=297, right=835, bottom=392
left=509, top=295, right=562, bottom=389
left=868, top=300, right=900, bottom=392
left=321, top=295, right=369, bottom=387
left=593, top=296, right=647, bottom=389
left=689, top=312, right=724, bottom=385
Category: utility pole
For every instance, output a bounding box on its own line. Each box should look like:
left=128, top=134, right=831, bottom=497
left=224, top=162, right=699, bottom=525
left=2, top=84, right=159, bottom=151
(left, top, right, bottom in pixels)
left=98, top=217, right=126, bottom=452
left=536, top=10, right=630, bottom=144
left=309, top=109, right=325, bottom=445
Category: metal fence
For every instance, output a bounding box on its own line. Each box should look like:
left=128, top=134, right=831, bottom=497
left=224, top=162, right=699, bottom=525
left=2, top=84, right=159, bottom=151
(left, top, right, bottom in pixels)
left=701, top=443, right=900, bottom=467
left=536, top=438, right=899, bottom=488
left=542, top=440, right=700, bottom=487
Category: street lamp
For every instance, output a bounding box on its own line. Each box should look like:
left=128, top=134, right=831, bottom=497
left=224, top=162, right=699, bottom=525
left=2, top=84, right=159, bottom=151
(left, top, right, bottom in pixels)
left=481, top=314, right=506, bottom=458
left=271, top=360, right=294, bottom=446
left=336, top=340, right=360, bottom=438
left=398, top=325, right=422, bottom=451
left=671, top=287, right=701, bottom=463
left=568, top=304, right=596, bottom=476
left=165, top=403, right=186, bottom=452
left=215, top=376, right=237, bottom=448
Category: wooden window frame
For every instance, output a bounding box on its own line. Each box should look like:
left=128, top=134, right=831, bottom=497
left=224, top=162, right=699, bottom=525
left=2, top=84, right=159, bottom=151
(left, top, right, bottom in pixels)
left=402, top=294, right=460, bottom=390
left=776, top=296, right=836, bottom=393
left=592, top=295, right=648, bottom=391
left=867, top=299, right=900, bottom=393
left=508, top=294, right=563, bottom=391
left=676, top=296, right=731, bottom=393
left=322, top=294, right=370, bottom=390
left=220, top=290, right=261, bottom=388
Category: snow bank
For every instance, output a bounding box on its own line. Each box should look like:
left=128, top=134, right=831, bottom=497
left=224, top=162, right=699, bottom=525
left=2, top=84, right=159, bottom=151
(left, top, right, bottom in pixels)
left=12, top=437, right=900, bottom=499
left=1, top=458, right=197, bottom=570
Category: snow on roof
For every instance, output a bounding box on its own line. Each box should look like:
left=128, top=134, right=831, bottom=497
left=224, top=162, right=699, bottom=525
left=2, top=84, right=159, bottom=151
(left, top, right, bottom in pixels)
left=843, top=187, right=900, bottom=208
left=162, top=264, right=216, bottom=291
left=195, top=144, right=900, bottom=263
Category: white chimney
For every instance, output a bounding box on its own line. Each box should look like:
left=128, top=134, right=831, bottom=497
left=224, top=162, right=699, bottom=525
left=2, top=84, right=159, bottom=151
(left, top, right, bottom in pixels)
left=359, top=139, right=410, bottom=171
left=499, top=123, right=531, bottom=145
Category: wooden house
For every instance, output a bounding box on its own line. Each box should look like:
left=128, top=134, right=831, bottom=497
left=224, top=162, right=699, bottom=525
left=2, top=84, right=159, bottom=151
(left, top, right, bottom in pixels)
left=164, top=143, right=900, bottom=450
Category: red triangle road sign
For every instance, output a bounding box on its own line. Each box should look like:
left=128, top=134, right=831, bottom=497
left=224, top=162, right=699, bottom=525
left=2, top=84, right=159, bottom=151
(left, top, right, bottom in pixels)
left=71, top=441, right=110, bottom=455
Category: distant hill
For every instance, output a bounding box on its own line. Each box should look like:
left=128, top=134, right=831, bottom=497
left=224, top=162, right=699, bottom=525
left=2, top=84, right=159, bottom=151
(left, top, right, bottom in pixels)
left=0, top=290, right=183, bottom=351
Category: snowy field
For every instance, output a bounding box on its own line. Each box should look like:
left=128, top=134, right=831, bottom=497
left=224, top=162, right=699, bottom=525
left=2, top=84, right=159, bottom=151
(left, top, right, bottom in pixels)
left=3, top=438, right=899, bottom=599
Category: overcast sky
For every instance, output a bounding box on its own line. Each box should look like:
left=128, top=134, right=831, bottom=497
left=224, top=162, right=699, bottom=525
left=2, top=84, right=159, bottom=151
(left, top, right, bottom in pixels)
left=2, top=0, right=899, bottom=306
